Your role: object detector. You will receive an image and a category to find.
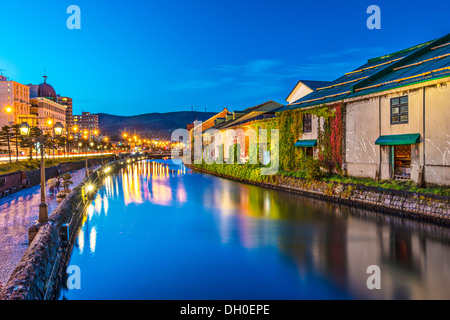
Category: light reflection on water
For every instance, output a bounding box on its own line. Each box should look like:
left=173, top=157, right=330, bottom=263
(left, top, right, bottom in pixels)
left=59, top=160, right=450, bottom=300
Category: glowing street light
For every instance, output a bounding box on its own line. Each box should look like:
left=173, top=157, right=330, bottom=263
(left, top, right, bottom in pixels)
left=19, top=121, right=62, bottom=223
left=53, top=122, right=64, bottom=136
left=19, top=122, right=30, bottom=136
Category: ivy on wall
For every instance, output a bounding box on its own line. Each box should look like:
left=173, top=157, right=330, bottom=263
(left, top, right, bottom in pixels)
left=194, top=102, right=345, bottom=173
left=247, top=103, right=345, bottom=172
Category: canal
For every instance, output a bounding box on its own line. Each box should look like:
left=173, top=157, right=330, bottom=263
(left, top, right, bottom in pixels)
left=58, top=159, right=450, bottom=300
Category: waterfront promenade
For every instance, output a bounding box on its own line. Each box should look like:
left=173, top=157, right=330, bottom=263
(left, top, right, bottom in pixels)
left=0, top=166, right=99, bottom=288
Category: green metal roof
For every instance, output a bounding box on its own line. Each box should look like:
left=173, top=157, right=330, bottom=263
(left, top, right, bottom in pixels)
left=284, top=33, right=450, bottom=111
left=294, top=139, right=317, bottom=147
left=375, top=134, right=421, bottom=146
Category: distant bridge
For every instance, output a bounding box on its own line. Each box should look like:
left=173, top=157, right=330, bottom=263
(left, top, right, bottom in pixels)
left=145, top=151, right=173, bottom=159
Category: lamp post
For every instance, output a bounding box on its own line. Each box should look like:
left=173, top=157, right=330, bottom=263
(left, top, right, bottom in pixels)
left=20, top=121, right=63, bottom=223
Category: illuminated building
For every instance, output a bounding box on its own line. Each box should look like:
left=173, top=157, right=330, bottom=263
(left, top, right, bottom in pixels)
left=58, top=96, right=73, bottom=129
left=0, top=75, right=35, bottom=127
left=73, top=112, right=99, bottom=139
left=28, top=75, right=67, bottom=129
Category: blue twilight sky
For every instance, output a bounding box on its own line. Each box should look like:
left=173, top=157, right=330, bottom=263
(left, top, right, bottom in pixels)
left=0, top=0, right=448, bottom=116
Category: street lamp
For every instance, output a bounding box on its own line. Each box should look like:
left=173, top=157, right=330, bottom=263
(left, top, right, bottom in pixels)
left=53, top=122, right=64, bottom=157
left=19, top=122, right=30, bottom=136
left=19, top=121, right=62, bottom=223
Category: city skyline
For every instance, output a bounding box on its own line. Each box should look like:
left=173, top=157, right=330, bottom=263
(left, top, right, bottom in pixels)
left=0, top=0, right=448, bottom=116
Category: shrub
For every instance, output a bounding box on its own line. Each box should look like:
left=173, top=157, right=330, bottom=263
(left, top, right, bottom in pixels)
left=62, top=173, right=73, bottom=190
left=305, top=158, right=322, bottom=181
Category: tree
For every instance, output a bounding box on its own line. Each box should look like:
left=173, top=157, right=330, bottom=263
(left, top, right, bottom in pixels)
left=56, top=136, right=67, bottom=156
left=11, top=124, right=21, bottom=162
left=19, top=126, right=42, bottom=160
left=0, top=125, right=12, bottom=163
left=61, top=173, right=73, bottom=191
left=43, top=132, right=54, bottom=158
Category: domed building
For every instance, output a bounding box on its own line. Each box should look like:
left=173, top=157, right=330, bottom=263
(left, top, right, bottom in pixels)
left=28, top=76, right=58, bottom=101
left=28, top=75, right=67, bottom=129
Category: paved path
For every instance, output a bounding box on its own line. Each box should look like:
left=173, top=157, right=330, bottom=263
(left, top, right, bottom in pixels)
left=0, top=165, right=100, bottom=288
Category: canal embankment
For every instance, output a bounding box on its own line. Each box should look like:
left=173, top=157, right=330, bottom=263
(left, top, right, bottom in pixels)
left=0, top=155, right=145, bottom=300
left=0, top=155, right=119, bottom=198
left=188, top=164, right=450, bottom=225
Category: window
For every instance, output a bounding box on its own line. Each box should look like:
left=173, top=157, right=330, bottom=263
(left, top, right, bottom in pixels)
left=391, top=96, right=408, bottom=124
left=303, top=113, right=312, bottom=132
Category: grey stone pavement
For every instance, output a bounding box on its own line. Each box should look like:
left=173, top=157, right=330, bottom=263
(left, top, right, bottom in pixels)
left=0, top=165, right=100, bottom=289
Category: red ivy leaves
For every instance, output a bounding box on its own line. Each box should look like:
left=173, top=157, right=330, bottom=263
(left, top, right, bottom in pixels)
left=330, top=104, right=343, bottom=168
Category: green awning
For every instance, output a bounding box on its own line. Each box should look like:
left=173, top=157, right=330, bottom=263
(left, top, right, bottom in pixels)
left=375, top=133, right=421, bottom=146
left=294, top=139, right=317, bottom=147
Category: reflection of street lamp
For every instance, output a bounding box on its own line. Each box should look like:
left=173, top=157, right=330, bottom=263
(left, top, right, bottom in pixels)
left=19, top=121, right=62, bottom=223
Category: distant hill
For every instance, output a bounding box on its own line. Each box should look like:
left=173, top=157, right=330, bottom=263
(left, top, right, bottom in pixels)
left=97, top=111, right=217, bottom=140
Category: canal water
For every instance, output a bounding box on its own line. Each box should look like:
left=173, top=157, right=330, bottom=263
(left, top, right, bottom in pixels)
left=58, top=160, right=450, bottom=300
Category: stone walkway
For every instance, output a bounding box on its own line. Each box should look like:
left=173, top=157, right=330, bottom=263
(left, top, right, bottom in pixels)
left=0, top=165, right=100, bottom=289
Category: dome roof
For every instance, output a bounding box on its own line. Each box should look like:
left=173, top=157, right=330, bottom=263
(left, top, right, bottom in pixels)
left=28, top=84, right=39, bottom=98
left=38, top=76, right=57, bottom=101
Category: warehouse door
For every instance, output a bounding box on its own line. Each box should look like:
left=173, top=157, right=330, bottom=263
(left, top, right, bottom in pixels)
left=393, top=145, right=411, bottom=180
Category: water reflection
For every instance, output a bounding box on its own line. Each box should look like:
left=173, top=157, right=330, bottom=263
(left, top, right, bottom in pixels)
left=60, top=160, right=450, bottom=300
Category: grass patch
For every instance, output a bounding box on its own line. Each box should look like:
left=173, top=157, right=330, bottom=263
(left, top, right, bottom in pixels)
left=323, top=174, right=450, bottom=197
left=0, top=156, right=108, bottom=175
left=194, top=163, right=450, bottom=197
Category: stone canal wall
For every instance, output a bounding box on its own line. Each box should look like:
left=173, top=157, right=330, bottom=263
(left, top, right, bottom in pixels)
left=189, top=165, right=450, bottom=225
left=0, top=156, right=118, bottom=195
left=25, top=156, right=116, bottom=187
left=0, top=155, right=143, bottom=300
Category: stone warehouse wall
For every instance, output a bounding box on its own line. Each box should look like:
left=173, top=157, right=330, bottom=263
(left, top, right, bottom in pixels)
left=0, top=155, right=141, bottom=300
left=191, top=166, right=450, bottom=225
